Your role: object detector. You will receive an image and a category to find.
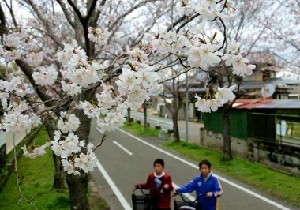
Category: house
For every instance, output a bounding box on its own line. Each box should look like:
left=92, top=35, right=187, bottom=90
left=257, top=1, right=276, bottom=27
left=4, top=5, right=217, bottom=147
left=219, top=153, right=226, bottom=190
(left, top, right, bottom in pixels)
left=202, top=99, right=300, bottom=175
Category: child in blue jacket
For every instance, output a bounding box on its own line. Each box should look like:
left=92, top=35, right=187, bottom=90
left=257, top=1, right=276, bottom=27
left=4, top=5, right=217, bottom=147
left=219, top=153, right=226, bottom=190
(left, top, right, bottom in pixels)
left=174, top=159, right=223, bottom=210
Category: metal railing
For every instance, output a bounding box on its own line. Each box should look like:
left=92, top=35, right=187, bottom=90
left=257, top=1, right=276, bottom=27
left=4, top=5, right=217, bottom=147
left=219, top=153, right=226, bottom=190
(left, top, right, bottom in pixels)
left=130, top=112, right=173, bottom=131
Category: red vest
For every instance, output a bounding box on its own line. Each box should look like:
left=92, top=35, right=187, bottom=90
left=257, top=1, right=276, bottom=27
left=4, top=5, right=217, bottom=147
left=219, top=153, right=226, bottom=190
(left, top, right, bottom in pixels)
left=138, top=172, right=173, bottom=209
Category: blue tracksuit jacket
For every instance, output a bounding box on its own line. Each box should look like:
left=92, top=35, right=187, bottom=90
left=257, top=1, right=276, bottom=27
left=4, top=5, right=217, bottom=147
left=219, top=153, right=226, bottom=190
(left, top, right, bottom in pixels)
left=177, top=173, right=222, bottom=210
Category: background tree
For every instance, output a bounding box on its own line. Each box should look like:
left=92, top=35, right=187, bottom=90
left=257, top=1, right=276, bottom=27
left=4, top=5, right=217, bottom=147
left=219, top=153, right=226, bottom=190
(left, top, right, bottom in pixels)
left=0, top=0, right=268, bottom=209
left=0, top=0, right=170, bottom=209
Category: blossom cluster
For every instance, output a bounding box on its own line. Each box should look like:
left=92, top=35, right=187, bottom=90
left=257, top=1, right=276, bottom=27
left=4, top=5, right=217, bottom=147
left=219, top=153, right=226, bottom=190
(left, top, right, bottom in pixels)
left=22, top=142, right=50, bottom=159
left=0, top=0, right=257, bottom=174
left=195, top=85, right=236, bottom=113
left=88, top=27, right=110, bottom=45
left=116, top=63, right=163, bottom=104
left=0, top=101, right=41, bottom=133
left=51, top=113, right=96, bottom=175
left=144, top=1, right=255, bottom=113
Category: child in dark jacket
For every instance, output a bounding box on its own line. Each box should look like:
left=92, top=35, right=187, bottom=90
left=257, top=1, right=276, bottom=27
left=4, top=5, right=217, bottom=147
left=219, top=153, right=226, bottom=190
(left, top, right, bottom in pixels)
left=174, top=159, right=223, bottom=210
left=135, top=159, right=173, bottom=210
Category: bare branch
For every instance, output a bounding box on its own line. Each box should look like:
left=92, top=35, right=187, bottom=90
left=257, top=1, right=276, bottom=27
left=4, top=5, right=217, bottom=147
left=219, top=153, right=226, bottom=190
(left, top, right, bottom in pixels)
left=66, top=0, right=84, bottom=23
left=23, top=0, right=63, bottom=47
left=0, top=3, right=8, bottom=35
left=176, top=13, right=200, bottom=33
left=55, top=0, right=75, bottom=28
left=91, top=0, right=107, bottom=26
left=92, top=133, right=107, bottom=151
left=3, top=0, right=18, bottom=27
left=167, top=15, right=186, bottom=32
left=15, top=59, right=53, bottom=107
left=108, top=0, right=158, bottom=32
left=86, top=0, right=98, bottom=20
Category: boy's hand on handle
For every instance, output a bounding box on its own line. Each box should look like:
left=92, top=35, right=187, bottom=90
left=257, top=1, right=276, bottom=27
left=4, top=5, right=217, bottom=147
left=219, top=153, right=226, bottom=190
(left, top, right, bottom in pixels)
left=171, top=188, right=177, bottom=197
left=205, top=192, right=213, bottom=197
left=163, top=184, right=169, bottom=189
left=171, top=188, right=178, bottom=197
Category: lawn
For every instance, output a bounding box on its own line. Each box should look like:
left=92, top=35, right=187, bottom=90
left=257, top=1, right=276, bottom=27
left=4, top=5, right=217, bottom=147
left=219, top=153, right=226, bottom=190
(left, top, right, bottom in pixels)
left=0, top=128, right=109, bottom=210
left=122, top=122, right=160, bottom=137
left=163, top=141, right=300, bottom=207
left=122, top=122, right=300, bottom=207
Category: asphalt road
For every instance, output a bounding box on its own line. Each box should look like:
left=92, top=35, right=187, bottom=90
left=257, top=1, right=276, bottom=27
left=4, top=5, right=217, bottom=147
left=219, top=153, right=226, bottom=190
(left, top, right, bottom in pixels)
left=89, top=127, right=298, bottom=210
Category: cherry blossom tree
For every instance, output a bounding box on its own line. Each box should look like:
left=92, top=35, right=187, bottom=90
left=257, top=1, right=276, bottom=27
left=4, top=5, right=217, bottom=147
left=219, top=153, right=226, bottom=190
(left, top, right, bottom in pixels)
left=0, top=0, right=168, bottom=208
left=213, top=0, right=299, bottom=159
left=0, top=0, right=259, bottom=209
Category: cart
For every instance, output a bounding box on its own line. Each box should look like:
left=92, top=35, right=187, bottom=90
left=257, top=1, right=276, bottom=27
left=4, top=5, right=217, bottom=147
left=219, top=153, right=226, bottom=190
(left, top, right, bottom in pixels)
left=132, top=188, right=152, bottom=210
left=174, top=193, right=199, bottom=210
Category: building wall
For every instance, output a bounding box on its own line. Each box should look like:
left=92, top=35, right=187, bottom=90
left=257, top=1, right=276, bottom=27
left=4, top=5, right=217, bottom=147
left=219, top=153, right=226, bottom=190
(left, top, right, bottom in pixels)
left=0, top=131, right=28, bottom=155
left=203, top=110, right=248, bottom=140
left=160, top=104, right=195, bottom=120
left=202, top=129, right=300, bottom=175
left=201, top=129, right=248, bottom=156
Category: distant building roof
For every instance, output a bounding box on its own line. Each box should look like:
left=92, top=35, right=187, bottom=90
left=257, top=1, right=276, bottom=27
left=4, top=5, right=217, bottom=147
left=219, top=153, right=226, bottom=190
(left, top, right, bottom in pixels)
left=233, top=99, right=300, bottom=110
left=246, top=51, right=276, bottom=67
left=178, top=87, right=206, bottom=93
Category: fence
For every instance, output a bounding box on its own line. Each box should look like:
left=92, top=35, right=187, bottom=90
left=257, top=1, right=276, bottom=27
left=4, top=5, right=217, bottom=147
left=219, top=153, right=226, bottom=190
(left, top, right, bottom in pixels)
left=130, top=112, right=173, bottom=132
left=0, top=130, right=28, bottom=155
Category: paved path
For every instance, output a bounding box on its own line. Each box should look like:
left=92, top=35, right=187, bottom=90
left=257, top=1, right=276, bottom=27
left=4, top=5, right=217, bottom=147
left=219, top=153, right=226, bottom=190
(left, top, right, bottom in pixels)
left=89, top=123, right=298, bottom=210
left=131, top=111, right=203, bottom=144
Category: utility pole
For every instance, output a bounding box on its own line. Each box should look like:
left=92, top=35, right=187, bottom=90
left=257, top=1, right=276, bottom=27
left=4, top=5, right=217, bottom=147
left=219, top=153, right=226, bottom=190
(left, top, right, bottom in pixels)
left=185, top=72, right=189, bottom=142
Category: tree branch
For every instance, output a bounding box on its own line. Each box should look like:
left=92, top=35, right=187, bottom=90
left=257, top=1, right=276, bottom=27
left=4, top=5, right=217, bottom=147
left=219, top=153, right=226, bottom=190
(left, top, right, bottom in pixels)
left=66, top=0, right=84, bottom=23
left=15, top=59, right=53, bottom=107
left=23, top=0, right=63, bottom=48
left=86, top=0, right=98, bottom=20
left=3, top=0, right=18, bottom=27
left=91, top=0, right=107, bottom=26
left=0, top=4, right=8, bottom=35
left=55, top=0, right=75, bottom=28
left=176, top=13, right=200, bottom=33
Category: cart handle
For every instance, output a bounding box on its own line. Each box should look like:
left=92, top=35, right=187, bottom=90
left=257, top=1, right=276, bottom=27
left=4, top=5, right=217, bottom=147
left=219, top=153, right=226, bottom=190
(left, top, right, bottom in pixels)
left=132, top=187, right=149, bottom=195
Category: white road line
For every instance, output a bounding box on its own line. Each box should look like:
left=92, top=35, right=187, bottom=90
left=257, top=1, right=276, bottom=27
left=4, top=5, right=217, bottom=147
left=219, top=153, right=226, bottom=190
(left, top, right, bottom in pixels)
left=96, top=159, right=132, bottom=210
left=118, top=129, right=291, bottom=210
left=113, top=140, right=133, bottom=156
left=172, top=182, right=196, bottom=201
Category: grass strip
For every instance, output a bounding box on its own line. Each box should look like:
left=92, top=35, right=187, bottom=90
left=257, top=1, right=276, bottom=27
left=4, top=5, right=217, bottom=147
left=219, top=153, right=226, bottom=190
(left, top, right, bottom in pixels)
left=0, top=128, right=109, bottom=210
left=123, top=122, right=300, bottom=207
left=163, top=141, right=300, bottom=207
left=122, top=122, right=160, bottom=137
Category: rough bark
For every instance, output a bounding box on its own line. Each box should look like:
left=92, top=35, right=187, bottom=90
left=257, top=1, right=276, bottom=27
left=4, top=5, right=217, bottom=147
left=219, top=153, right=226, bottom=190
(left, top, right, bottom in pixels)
left=0, top=4, right=7, bottom=35
left=171, top=78, right=180, bottom=141
left=143, top=101, right=148, bottom=130
left=45, top=123, right=66, bottom=189
left=223, top=103, right=232, bottom=160
left=66, top=173, right=89, bottom=210
left=0, top=144, right=6, bottom=169
left=53, top=154, right=66, bottom=189
left=66, top=109, right=92, bottom=210
left=172, top=112, right=180, bottom=142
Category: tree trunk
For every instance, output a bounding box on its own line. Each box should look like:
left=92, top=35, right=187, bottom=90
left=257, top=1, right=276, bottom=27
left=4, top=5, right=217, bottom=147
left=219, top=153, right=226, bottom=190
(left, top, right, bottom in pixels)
left=223, top=104, right=232, bottom=160
left=172, top=113, right=180, bottom=141
left=172, top=85, right=180, bottom=142
left=0, top=143, right=6, bottom=170
left=67, top=109, right=92, bottom=210
left=66, top=173, right=89, bottom=210
left=127, top=108, right=131, bottom=126
left=53, top=154, right=66, bottom=189
left=45, top=124, right=66, bottom=189
left=144, top=101, right=148, bottom=130
left=171, top=77, right=181, bottom=142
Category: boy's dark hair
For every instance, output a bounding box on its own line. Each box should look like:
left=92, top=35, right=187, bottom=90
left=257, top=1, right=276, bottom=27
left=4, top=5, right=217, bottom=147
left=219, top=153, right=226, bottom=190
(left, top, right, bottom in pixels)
left=153, top=159, right=164, bottom=167
left=199, top=159, right=211, bottom=169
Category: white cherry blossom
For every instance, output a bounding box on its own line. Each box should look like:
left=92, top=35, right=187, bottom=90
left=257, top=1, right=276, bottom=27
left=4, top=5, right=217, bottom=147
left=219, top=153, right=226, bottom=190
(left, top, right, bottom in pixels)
left=57, top=113, right=81, bottom=133
left=216, top=85, right=236, bottom=104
